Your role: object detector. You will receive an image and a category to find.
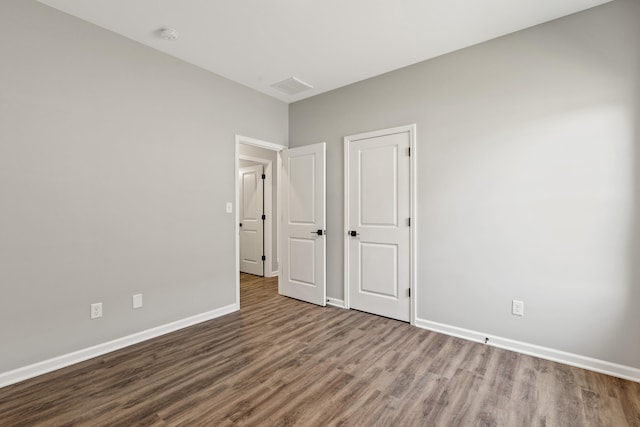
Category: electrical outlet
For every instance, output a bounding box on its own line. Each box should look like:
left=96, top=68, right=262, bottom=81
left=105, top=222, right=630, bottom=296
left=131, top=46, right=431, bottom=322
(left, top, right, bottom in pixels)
left=512, top=299, right=524, bottom=316
left=133, top=293, right=143, bottom=309
left=226, top=202, right=233, bottom=213
left=90, top=302, right=102, bottom=319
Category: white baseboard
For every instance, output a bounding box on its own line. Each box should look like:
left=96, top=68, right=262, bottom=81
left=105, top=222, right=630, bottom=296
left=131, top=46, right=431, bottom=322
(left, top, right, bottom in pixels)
left=414, top=318, right=640, bottom=383
left=0, top=303, right=238, bottom=389
left=263, top=270, right=279, bottom=278
left=327, top=297, right=346, bottom=308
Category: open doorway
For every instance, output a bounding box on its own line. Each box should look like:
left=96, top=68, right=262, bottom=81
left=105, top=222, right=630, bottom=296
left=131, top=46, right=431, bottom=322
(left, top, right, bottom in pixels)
left=235, top=135, right=286, bottom=307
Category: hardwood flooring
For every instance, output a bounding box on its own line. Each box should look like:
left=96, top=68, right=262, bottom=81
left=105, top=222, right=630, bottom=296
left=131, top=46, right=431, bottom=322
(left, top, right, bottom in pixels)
left=1, top=273, right=639, bottom=426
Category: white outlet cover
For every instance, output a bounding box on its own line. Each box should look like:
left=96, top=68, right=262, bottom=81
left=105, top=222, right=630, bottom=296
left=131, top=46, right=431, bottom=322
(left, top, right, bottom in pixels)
left=512, top=299, right=524, bottom=316
left=133, top=293, right=143, bottom=309
left=226, top=202, right=233, bottom=213
left=90, top=302, right=102, bottom=319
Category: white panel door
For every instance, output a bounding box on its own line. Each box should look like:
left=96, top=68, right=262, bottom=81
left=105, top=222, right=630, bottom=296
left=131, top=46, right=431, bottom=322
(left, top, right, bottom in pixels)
left=239, top=164, right=264, bottom=276
left=279, top=143, right=326, bottom=306
left=346, top=128, right=411, bottom=321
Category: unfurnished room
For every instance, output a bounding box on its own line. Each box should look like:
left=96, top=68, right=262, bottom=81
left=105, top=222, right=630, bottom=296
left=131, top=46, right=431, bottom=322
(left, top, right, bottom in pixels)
left=1, top=0, right=639, bottom=425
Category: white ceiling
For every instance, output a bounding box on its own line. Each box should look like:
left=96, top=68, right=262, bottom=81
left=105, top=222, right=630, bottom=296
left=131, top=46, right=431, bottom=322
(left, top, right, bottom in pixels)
left=38, top=0, right=611, bottom=103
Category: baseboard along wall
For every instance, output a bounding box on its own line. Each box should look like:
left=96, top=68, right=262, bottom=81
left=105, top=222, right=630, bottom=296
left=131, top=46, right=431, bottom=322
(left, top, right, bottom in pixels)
left=326, top=297, right=346, bottom=309
left=3, top=303, right=638, bottom=389
left=414, top=317, right=640, bottom=383
left=0, top=304, right=238, bottom=389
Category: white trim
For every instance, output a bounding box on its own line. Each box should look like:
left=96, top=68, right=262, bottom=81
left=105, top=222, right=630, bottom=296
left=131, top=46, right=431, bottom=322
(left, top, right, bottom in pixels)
left=415, top=318, right=640, bottom=383
left=271, top=270, right=279, bottom=277
left=0, top=304, right=238, bottom=389
left=240, top=154, right=274, bottom=164
left=235, top=139, right=240, bottom=308
left=343, top=141, right=349, bottom=310
left=235, top=135, right=286, bottom=303
left=327, top=297, right=346, bottom=309
left=239, top=154, right=274, bottom=278
left=343, top=124, right=417, bottom=324
left=236, top=135, right=287, bottom=152
left=276, top=152, right=282, bottom=270
left=409, top=126, right=417, bottom=326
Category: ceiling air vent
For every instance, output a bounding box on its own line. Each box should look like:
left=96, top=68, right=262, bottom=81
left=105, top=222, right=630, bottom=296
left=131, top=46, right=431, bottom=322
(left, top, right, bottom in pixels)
left=271, top=77, right=314, bottom=95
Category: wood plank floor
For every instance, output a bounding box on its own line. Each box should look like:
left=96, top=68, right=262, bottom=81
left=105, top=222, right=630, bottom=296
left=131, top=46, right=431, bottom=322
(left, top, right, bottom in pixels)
left=1, top=273, right=639, bottom=426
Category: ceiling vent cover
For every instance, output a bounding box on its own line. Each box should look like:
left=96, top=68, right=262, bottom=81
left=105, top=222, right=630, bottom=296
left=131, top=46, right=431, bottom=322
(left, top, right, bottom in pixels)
left=271, top=77, right=313, bottom=95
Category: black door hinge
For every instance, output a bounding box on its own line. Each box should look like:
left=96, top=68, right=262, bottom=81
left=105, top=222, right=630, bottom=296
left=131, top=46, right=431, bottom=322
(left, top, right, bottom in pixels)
left=408, top=288, right=411, bottom=297
left=262, top=214, right=266, bottom=220
left=262, top=174, right=266, bottom=180
left=261, top=255, right=266, bottom=261
left=408, top=147, right=411, bottom=156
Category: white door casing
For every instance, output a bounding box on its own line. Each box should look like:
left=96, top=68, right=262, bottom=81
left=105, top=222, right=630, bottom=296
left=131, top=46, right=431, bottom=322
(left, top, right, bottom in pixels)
left=345, top=125, right=416, bottom=322
left=279, top=143, right=327, bottom=306
left=239, top=164, right=264, bottom=276
left=235, top=135, right=287, bottom=309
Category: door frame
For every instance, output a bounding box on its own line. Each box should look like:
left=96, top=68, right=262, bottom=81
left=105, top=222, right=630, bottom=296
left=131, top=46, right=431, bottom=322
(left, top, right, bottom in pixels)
left=235, top=135, right=286, bottom=308
left=343, top=124, right=417, bottom=325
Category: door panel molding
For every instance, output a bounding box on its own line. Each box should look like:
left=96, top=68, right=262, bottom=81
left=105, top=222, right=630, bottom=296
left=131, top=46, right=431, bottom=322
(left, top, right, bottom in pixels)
left=344, top=124, right=417, bottom=324
left=279, top=142, right=326, bottom=306
left=239, top=154, right=274, bottom=278
left=239, top=164, right=264, bottom=276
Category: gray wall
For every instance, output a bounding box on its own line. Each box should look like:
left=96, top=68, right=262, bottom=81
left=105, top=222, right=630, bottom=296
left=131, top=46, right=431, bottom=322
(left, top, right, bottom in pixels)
left=0, top=0, right=287, bottom=373
left=290, top=0, right=640, bottom=369
left=239, top=144, right=279, bottom=274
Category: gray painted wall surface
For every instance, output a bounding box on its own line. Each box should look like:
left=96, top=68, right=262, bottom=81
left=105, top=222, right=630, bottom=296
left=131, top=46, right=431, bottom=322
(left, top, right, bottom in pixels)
left=0, top=0, right=287, bottom=373
left=239, top=144, right=279, bottom=274
left=290, top=0, right=640, bottom=368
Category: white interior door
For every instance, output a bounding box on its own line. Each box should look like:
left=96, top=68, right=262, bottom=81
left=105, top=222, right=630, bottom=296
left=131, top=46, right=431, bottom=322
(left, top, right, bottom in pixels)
left=346, top=127, right=412, bottom=321
left=239, top=164, right=264, bottom=276
left=279, top=143, right=326, bottom=306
